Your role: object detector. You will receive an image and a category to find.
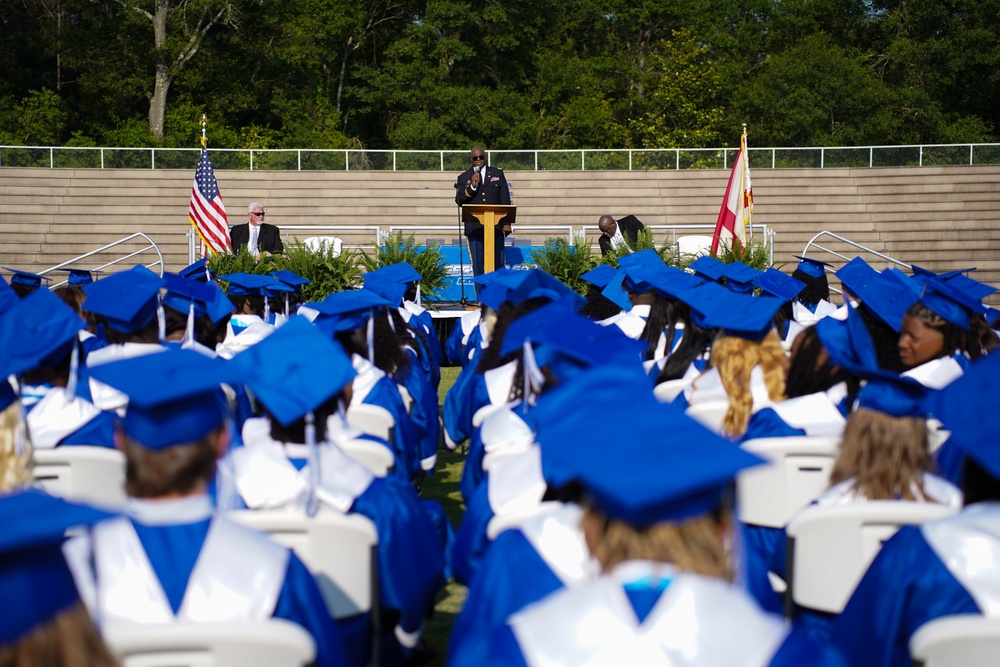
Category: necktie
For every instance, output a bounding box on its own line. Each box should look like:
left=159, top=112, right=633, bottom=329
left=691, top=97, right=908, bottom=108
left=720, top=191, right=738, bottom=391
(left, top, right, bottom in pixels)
left=250, top=225, right=259, bottom=254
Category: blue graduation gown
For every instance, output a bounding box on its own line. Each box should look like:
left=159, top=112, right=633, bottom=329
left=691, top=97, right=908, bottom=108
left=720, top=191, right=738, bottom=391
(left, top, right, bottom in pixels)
left=443, top=364, right=489, bottom=447
left=398, top=350, right=440, bottom=473
left=129, top=515, right=348, bottom=667
left=829, top=524, right=980, bottom=667
left=360, top=376, right=420, bottom=481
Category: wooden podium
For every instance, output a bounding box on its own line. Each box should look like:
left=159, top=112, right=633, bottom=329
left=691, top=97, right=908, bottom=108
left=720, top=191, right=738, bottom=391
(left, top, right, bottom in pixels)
left=462, top=204, right=517, bottom=274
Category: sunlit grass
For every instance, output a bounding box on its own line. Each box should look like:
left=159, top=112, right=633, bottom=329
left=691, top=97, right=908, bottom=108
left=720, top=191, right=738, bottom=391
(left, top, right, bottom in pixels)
left=420, top=365, right=467, bottom=665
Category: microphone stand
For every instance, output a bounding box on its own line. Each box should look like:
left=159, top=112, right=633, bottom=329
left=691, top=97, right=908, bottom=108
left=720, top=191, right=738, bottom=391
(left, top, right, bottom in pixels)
left=454, top=183, right=470, bottom=307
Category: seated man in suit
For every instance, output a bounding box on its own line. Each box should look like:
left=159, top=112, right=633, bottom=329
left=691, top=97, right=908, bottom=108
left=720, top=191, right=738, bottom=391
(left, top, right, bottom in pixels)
left=229, top=202, right=284, bottom=257
left=597, top=214, right=645, bottom=255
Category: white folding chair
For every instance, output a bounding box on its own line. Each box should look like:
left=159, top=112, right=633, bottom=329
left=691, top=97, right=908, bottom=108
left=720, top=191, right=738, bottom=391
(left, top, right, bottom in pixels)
left=103, top=619, right=315, bottom=667
left=685, top=401, right=730, bottom=434
left=737, top=436, right=840, bottom=528
left=228, top=509, right=378, bottom=621
left=653, top=379, right=690, bottom=403
left=302, top=236, right=343, bottom=257
left=786, top=501, right=958, bottom=615
left=346, top=404, right=395, bottom=443
left=31, top=446, right=127, bottom=510
left=339, top=440, right=395, bottom=477
left=909, top=615, right=1000, bottom=667
left=676, top=235, right=714, bottom=257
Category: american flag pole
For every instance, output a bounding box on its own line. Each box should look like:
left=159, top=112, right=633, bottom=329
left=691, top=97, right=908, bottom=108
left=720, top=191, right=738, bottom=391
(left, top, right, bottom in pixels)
left=189, top=115, right=232, bottom=256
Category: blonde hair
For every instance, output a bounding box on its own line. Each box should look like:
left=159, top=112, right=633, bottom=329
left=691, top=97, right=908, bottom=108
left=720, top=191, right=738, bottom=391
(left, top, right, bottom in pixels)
left=830, top=407, right=931, bottom=501
left=0, top=602, right=119, bottom=667
left=0, top=402, right=32, bottom=492
left=582, top=504, right=732, bottom=581
left=711, top=330, right=787, bottom=438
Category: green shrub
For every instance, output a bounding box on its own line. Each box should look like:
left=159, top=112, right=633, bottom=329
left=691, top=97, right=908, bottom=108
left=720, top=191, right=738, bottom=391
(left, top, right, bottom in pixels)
left=358, top=232, right=448, bottom=300
left=601, top=228, right=676, bottom=268
left=529, top=232, right=597, bottom=294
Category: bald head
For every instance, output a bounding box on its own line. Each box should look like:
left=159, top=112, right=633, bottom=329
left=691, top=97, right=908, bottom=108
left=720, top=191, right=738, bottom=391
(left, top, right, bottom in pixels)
left=598, top=215, right=617, bottom=237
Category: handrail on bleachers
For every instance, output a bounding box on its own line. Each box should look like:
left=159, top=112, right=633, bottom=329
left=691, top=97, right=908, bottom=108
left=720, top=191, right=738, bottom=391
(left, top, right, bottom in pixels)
left=38, top=232, right=164, bottom=285
left=799, top=231, right=912, bottom=296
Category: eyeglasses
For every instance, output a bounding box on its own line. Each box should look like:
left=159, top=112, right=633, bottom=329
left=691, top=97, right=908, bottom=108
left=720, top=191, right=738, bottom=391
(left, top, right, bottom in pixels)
left=251, top=211, right=265, bottom=217
left=471, top=154, right=486, bottom=161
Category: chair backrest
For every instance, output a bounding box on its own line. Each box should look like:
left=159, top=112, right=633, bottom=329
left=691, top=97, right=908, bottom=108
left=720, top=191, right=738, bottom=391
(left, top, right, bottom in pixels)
left=346, top=404, right=395, bottom=443
left=228, top=509, right=378, bottom=619
left=676, top=235, right=714, bottom=257
left=786, top=501, right=958, bottom=614
left=339, top=440, right=394, bottom=477
left=302, top=236, right=343, bottom=256
left=31, top=446, right=127, bottom=510
left=684, top=401, right=729, bottom=434
left=103, top=619, right=316, bottom=667
left=738, top=436, right=840, bottom=528
left=653, top=379, right=690, bottom=403
left=909, top=614, right=1000, bottom=666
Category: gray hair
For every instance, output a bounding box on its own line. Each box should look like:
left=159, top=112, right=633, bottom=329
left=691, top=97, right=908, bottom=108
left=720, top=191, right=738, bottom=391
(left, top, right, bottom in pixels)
left=247, top=201, right=264, bottom=213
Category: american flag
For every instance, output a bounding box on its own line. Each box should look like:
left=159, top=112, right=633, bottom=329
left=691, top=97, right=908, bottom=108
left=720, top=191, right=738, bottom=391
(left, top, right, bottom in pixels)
left=189, top=147, right=232, bottom=255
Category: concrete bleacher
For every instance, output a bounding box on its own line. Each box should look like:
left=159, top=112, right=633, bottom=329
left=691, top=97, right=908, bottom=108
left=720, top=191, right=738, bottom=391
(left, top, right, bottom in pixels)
left=1, top=164, right=998, bottom=294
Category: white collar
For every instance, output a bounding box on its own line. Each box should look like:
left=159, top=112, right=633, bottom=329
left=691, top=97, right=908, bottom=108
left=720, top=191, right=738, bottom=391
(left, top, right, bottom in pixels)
left=126, top=495, right=215, bottom=525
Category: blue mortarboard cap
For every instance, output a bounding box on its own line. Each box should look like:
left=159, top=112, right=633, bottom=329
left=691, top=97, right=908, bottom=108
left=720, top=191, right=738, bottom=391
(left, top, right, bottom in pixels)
left=814, top=303, right=879, bottom=374
left=230, top=316, right=357, bottom=426
left=363, top=262, right=422, bottom=284
left=219, top=273, right=276, bottom=297
left=617, top=250, right=668, bottom=294
left=179, top=259, right=212, bottom=282
left=688, top=256, right=725, bottom=282
left=938, top=271, right=997, bottom=303
left=306, top=289, right=391, bottom=334
left=0, top=280, right=17, bottom=315
left=0, top=489, right=116, bottom=645
left=501, top=302, right=646, bottom=367
left=856, top=374, right=928, bottom=418
left=720, top=262, right=763, bottom=294
left=692, top=289, right=785, bottom=340
left=87, top=349, right=242, bottom=449
left=534, top=368, right=765, bottom=525
left=836, top=259, right=917, bottom=331
left=480, top=270, right=583, bottom=311
left=271, top=270, right=312, bottom=291
left=362, top=273, right=408, bottom=306
left=644, top=265, right=705, bottom=300
left=81, top=265, right=164, bottom=334
left=473, top=267, right=524, bottom=288
left=890, top=269, right=985, bottom=331
left=3, top=268, right=51, bottom=289
left=161, top=273, right=235, bottom=326
left=793, top=255, right=833, bottom=279
left=927, top=352, right=1000, bottom=477
left=53, top=268, right=99, bottom=286
left=580, top=265, right=619, bottom=289
left=599, top=273, right=633, bottom=312
left=754, top=268, right=806, bottom=302
left=0, top=289, right=85, bottom=377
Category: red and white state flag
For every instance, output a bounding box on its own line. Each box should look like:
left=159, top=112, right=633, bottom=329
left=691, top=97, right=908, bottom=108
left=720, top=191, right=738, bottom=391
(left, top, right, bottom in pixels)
left=711, top=130, right=753, bottom=254
left=189, top=147, right=232, bottom=256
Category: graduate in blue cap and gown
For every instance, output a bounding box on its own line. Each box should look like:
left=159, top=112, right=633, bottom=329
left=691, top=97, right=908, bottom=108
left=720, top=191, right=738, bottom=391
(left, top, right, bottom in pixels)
left=790, top=255, right=838, bottom=325
left=578, top=264, right=627, bottom=322
left=449, top=368, right=847, bottom=667
left=227, top=316, right=447, bottom=666
left=451, top=308, right=647, bottom=585
left=216, top=273, right=294, bottom=357
left=0, top=289, right=117, bottom=449
left=69, top=349, right=349, bottom=667
left=270, top=269, right=312, bottom=325
left=0, top=489, right=118, bottom=664
left=3, top=267, right=51, bottom=299
left=361, top=274, right=442, bottom=473
left=442, top=270, right=580, bottom=449
left=303, top=289, right=421, bottom=481
left=676, top=284, right=789, bottom=439
left=830, top=351, right=1000, bottom=667
left=81, top=265, right=167, bottom=412
left=363, top=262, right=443, bottom=383
left=755, top=372, right=962, bottom=640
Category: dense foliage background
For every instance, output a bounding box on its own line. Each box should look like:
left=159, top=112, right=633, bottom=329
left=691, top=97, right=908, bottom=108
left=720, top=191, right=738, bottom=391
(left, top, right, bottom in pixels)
left=2, top=0, right=997, bottom=149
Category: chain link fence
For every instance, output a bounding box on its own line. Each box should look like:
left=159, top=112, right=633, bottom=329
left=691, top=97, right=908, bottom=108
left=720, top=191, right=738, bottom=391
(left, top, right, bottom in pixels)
left=2, top=144, right=999, bottom=171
